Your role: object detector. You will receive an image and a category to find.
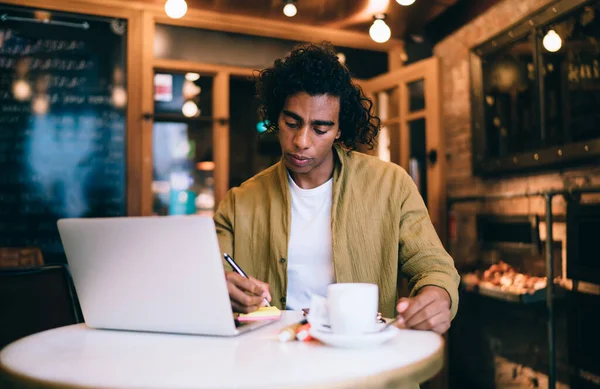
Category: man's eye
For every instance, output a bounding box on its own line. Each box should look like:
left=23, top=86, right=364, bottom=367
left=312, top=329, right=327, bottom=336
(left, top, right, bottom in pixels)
left=286, top=122, right=299, bottom=128
left=314, top=129, right=326, bottom=135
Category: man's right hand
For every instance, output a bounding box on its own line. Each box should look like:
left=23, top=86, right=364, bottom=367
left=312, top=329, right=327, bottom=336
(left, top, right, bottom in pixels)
left=225, top=271, right=272, bottom=313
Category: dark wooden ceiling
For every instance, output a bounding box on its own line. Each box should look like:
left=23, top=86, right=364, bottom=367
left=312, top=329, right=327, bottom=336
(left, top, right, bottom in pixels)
left=131, top=0, right=464, bottom=40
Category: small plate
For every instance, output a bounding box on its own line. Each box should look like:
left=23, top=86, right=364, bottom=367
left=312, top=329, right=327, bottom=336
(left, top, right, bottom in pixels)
left=309, top=323, right=399, bottom=349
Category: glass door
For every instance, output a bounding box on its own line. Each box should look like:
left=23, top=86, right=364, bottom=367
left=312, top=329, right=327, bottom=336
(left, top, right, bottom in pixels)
left=362, top=57, right=445, bottom=239
left=151, top=70, right=216, bottom=216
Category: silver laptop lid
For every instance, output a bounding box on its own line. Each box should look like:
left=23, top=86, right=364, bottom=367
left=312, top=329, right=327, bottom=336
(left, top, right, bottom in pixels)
left=57, top=216, right=239, bottom=336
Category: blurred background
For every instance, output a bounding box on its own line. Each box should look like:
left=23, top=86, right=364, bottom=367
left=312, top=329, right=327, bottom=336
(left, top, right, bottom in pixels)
left=0, top=0, right=599, bottom=388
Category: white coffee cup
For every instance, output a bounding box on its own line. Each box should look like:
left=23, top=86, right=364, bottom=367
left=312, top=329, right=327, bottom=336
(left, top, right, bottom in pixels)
left=327, top=283, right=379, bottom=335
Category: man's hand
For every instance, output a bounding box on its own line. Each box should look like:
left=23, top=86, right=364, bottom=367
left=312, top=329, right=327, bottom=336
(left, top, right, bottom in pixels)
left=225, top=271, right=272, bottom=313
left=394, top=286, right=451, bottom=334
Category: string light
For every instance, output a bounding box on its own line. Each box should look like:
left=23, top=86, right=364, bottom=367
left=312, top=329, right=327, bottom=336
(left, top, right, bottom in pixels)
left=283, top=0, right=297, bottom=17
left=165, top=0, right=187, bottom=19
left=182, top=100, right=199, bottom=118
left=369, top=14, right=391, bottom=44
left=543, top=30, right=562, bottom=52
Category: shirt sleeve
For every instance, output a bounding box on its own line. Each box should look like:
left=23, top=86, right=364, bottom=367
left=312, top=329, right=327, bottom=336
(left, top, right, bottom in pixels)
left=397, top=170, right=460, bottom=320
left=213, top=188, right=235, bottom=271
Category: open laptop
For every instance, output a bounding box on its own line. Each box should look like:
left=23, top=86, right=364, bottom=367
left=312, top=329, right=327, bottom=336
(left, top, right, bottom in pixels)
left=57, top=215, right=280, bottom=336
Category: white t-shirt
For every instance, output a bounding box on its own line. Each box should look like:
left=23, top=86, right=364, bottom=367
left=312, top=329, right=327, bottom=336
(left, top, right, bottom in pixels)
left=285, top=173, right=335, bottom=310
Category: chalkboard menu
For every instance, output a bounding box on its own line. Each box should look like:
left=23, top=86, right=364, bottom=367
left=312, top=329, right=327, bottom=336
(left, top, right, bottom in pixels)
left=0, top=5, right=127, bottom=264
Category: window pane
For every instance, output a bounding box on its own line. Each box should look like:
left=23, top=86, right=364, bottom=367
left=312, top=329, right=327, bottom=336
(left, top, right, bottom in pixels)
left=154, top=72, right=213, bottom=118
left=408, top=79, right=425, bottom=112
left=481, top=34, right=538, bottom=158
left=382, top=122, right=400, bottom=166
left=152, top=121, right=214, bottom=216
left=376, top=88, right=400, bottom=119
left=542, top=3, right=600, bottom=146
left=409, top=118, right=427, bottom=205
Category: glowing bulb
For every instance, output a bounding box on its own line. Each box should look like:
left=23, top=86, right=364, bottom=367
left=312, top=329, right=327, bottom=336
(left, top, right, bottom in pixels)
left=32, top=95, right=50, bottom=115
left=12, top=80, right=32, bottom=101
left=396, top=0, right=416, bottom=5
left=165, top=0, right=187, bottom=19
left=112, top=86, right=127, bottom=108
left=182, top=100, right=199, bottom=118
left=369, top=18, right=391, bottom=44
left=182, top=80, right=201, bottom=99
left=543, top=30, right=562, bottom=52
left=283, top=3, right=297, bottom=17
left=185, top=72, right=200, bottom=82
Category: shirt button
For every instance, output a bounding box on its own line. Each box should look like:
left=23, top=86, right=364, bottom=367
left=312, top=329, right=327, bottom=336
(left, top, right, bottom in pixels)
left=280, top=297, right=286, bottom=303
left=280, top=258, right=286, bottom=263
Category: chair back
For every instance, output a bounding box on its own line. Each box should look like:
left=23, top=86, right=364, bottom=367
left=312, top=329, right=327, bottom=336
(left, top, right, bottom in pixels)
left=0, top=265, right=82, bottom=350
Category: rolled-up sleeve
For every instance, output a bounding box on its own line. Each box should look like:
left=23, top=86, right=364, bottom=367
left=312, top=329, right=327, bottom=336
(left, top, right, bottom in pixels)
left=397, top=171, right=460, bottom=320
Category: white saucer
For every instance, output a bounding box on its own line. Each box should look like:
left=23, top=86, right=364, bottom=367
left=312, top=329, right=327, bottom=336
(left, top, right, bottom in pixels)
left=309, top=323, right=399, bottom=349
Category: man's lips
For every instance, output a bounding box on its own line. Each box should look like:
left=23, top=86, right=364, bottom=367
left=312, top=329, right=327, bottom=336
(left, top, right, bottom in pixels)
left=287, top=153, right=312, bottom=166
left=289, top=153, right=310, bottom=161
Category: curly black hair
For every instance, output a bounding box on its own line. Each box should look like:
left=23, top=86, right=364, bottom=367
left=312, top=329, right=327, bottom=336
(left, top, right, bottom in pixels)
left=255, top=42, right=380, bottom=150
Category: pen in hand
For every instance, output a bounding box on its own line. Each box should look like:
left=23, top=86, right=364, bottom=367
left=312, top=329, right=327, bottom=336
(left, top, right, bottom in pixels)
left=223, top=253, right=271, bottom=307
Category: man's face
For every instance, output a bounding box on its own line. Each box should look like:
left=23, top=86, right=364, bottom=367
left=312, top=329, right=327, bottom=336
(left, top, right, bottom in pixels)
left=277, top=92, right=341, bottom=176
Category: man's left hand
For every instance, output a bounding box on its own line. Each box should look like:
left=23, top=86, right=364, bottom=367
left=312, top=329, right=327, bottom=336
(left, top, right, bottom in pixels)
left=395, top=286, right=451, bottom=334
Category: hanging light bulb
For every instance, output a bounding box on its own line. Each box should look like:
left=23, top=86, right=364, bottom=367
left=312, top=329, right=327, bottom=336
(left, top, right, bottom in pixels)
left=165, top=0, right=187, bottom=19
left=182, top=100, right=199, bottom=118
left=283, top=1, right=297, bottom=17
left=185, top=72, right=200, bottom=82
left=369, top=14, right=391, bottom=44
left=543, top=30, right=562, bottom=52
left=396, top=0, right=416, bottom=5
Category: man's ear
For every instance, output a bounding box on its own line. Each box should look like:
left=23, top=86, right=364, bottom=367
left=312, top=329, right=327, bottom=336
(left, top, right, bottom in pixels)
left=335, top=129, right=341, bottom=140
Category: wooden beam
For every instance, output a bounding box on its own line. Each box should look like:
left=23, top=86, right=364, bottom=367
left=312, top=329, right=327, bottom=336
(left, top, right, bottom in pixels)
left=212, top=72, right=230, bottom=208
left=406, top=110, right=427, bottom=121
left=140, top=11, right=155, bottom=216
left=150, top=7, right=403, bottom=52
left=126, top=10, right=144, bottom=216
left=85, top=0, right=406, bottom=51
left=7, top=0, right=402, bottom=52
left=388, top=44, right=406, bottom=71
left=381, top=117, right=401, bottom=126
left=363, top=57, right=437, bottom=93
left=424, top=57, right=445, bottom=239
left=153, top=58, right=255, bottom=78
left=399, top=81, right=410, bottom=171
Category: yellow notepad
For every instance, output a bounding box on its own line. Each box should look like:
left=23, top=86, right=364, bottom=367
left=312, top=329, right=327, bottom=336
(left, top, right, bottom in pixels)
left=238, top=306, right=281, bottom=321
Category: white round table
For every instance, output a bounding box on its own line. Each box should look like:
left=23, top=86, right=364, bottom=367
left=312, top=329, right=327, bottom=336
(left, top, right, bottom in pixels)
left=0, top=311, right=444, bottom=389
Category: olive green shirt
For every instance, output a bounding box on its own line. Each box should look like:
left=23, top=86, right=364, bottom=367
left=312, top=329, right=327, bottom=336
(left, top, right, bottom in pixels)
left=214, top=144, right=459, bottom=319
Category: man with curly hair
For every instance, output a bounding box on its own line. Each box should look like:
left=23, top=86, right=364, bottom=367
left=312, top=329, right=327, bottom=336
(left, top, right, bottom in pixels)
left=214, top=42, right=459, bottom=334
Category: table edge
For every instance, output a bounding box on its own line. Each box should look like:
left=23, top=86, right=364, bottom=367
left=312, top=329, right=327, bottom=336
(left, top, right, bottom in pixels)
left=0, top=326, right=445, bottom=389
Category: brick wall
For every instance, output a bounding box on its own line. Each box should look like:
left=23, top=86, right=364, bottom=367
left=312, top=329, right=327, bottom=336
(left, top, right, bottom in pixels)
left=434, top=0, right=600, bottom=268
left=434, top=1, right=600, bottom=388
left=434, top=0, right=600, bottom=210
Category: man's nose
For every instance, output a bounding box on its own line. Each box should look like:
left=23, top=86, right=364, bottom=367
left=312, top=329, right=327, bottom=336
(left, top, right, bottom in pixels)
left=293, top=127, right=310, bottom=149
